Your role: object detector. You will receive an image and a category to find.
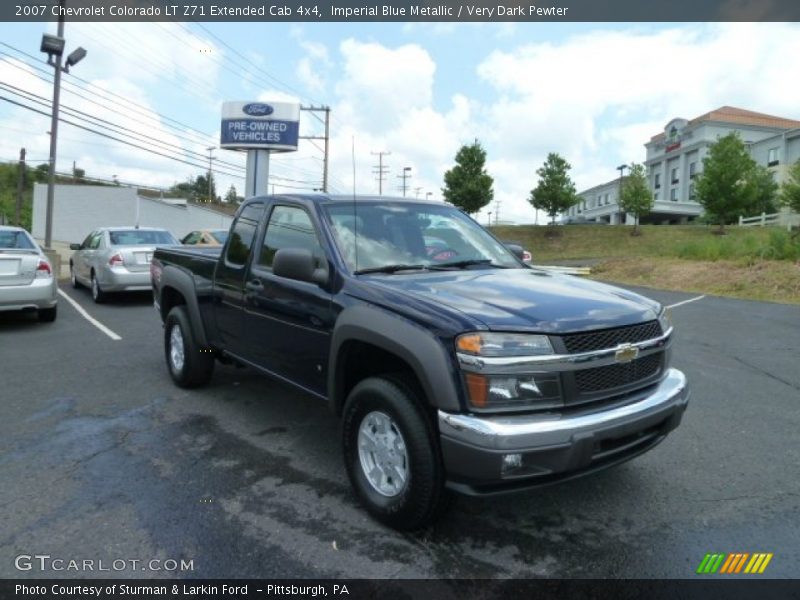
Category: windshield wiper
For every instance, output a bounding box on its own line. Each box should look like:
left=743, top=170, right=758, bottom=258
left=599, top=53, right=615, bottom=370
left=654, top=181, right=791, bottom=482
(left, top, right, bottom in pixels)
left=354, top=264, right=428, bottom=275
left=428, top=259, right=508, bottom=270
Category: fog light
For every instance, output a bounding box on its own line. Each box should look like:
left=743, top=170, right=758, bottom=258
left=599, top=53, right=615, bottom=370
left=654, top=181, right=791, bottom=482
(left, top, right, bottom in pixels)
left=502, top=453, right=523, bottom=474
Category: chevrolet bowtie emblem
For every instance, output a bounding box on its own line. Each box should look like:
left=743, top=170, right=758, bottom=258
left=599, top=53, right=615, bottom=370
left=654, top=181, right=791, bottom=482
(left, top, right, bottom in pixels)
left=614, top=343, right=639, bottom=363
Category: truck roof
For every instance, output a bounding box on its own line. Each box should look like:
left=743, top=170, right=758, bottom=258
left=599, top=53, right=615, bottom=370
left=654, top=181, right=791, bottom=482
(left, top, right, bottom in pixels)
left=244, top=194, right=447, bottom=207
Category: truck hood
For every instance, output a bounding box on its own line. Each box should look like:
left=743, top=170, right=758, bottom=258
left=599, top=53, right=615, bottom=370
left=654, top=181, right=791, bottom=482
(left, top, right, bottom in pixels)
left=366, top=268, right=661, bottom=333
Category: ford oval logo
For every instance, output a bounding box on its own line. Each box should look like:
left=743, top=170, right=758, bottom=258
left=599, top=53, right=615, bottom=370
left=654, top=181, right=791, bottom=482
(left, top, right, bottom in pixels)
left=242, top=103, right=274, bottom=116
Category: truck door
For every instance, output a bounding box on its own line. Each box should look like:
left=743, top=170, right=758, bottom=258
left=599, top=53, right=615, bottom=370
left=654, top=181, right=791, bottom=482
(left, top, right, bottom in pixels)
left=244, top=204, right=333, bottom=397
left=213, top=202, right=265, bottom=356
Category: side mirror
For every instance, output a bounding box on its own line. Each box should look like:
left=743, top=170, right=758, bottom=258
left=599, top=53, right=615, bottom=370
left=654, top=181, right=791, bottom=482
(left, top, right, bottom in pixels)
left=504, top=243, right=524, bottom=261
left=69, top=243, right=81, bottom=250
left=273, top=248, right=327, bottom=285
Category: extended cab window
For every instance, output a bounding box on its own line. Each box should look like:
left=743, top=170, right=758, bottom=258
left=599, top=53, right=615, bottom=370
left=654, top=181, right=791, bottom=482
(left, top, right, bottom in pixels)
left=259, top=205, right=323, bottom=268
left=225, top=203, right=263, bottom=266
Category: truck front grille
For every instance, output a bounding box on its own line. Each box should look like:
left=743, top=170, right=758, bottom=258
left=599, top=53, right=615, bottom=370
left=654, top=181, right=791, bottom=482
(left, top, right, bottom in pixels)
left=561, top=320, right=663, bottom=354
left=574, top=352, right=663, bottom=393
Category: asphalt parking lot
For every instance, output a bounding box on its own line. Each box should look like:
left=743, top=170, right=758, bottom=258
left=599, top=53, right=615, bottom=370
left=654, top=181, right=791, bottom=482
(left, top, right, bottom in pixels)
left=1, top=281, right=798, bottom=579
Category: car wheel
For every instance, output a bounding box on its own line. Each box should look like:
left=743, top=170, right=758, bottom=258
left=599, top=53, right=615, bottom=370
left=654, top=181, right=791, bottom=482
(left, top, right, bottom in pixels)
left=90, top=271, right=107, bottom=303
left=164, top=305, right=214, bottom=388
left=342, top=375, right=449, bottom=530
left=70, top=265, right=81, bottom=289
left=38, top=306, right=57, bottom=322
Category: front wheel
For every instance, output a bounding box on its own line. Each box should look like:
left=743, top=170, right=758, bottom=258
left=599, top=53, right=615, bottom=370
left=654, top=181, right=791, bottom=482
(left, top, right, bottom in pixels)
left=342, top=376, right=449, bottom=530
left=164, top=306, right=214, bottom=388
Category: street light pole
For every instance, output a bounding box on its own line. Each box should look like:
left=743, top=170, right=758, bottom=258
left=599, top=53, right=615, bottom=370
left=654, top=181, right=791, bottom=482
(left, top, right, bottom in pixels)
left=616, top=163, right=628, bottom=225
left=42, top=0, right=86, bottom=248
left=44, top=10, right=65, bottom=249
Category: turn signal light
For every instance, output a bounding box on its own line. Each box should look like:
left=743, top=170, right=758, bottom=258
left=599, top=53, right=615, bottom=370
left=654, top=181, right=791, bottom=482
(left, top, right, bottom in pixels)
left=464, top=373, right=488, bottom=408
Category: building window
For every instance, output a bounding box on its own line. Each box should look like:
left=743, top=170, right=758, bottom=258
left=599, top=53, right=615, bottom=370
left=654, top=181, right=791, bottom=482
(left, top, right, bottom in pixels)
left=605, top=194, right=610, bottom=205
left=654, top=173, right=661, bottom=189
left=583, top=200, right=586, bottom=210
left=670, top=188, right=678, bottom=201
left=689, top=162, right=697, bottom=179
left=671, top=167, right=679, bottom=184
left=689, top=183, right=696, bottom=201
left=768, top=147, right=779, bottom=167
left=654, top=191, right=659, bottom=201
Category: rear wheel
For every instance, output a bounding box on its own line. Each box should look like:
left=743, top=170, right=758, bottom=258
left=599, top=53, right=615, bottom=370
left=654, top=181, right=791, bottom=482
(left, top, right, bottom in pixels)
left=342, top=375, right=449, bottom=530
left=38, top=305, right=57, bottom=322
left=164, top=305, right=214, bottom=388
left=90, top=271, right=107, bottom=303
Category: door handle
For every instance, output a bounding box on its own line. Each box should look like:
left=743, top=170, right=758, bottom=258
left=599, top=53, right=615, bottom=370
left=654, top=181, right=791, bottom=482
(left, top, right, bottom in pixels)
left=245, top=279, right=264, bottom=292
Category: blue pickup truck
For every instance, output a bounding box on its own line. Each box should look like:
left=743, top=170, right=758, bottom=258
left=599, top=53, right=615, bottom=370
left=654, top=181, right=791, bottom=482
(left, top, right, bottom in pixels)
left=151, top=194, right=689, bottom=530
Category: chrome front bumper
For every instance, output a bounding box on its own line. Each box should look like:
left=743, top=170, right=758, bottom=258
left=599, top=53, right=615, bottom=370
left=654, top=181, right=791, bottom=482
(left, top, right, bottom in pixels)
left=438, top=368, right=689, bottom=494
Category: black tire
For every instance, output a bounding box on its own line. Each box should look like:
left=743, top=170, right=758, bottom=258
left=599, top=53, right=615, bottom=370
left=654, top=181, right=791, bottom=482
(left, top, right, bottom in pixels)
left=38, top=305, right=57, bottom=322
left=70, top=264, right=81, bottom=289
left=342, top=375, right=449, bottom=530
left=164, top=305, right=214, bottom=388
left=90, top=271, right=107, bottom=303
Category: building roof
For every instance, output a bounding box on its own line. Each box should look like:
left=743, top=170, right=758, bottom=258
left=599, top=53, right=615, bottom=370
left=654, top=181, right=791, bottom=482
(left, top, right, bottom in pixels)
left=650, top=106, right=800, bottom=141
left=578, top=176, right=629, bottom=195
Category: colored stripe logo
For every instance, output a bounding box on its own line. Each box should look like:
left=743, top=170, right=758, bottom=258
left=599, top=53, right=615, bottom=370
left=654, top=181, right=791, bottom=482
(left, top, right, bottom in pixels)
left=696, top=552, right=773, bottom=574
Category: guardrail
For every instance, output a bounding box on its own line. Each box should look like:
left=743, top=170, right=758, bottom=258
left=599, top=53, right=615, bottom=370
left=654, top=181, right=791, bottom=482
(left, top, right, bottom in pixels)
left=738, top=210, right=799, bottom=232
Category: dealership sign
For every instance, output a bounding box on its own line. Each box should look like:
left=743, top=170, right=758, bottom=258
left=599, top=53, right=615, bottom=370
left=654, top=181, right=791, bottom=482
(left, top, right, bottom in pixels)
left=220, top=101, right=300, bottom=151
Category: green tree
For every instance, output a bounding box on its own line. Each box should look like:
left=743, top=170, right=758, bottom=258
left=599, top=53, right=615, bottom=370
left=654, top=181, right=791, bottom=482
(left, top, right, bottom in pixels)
left=224, top=184, right=240, bottom=204
left=695, top=132, right=759, bottom=233
left=442, top=139, right=494, bottom=214
left=528, top=152, right=578, bottom=225
left=751, top=165, right=779, bottom=215
left=618, top=163, right=653, bottom=235
left=780, top=159, right=800, bottom=236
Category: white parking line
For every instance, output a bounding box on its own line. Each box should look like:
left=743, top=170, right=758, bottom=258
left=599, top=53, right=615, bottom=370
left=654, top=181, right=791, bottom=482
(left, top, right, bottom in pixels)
left=57, top=289, right=122, bottom=341
left=666, top=294, right=706, bottom=310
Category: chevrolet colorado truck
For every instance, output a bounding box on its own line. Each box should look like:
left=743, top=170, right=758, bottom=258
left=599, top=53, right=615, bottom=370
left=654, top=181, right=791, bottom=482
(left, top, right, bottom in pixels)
left=151, top=195, right=689, bottom=530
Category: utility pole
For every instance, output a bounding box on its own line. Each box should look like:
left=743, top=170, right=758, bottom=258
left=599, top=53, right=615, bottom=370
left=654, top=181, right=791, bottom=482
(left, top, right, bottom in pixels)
left=206, top=146, right=216, bottom=203
left=371, top=151, right=390, bottom=195
left=493, top=200, right=501, bottom=225
left=300, top=105, right=331, bottom=192
left=616, top=163, right=628, bottom=225
left=15, top=148, right=25, bottom=227
left=397, top=166, right=411, bottom=196
left=414, top=187, right=422, bottom=199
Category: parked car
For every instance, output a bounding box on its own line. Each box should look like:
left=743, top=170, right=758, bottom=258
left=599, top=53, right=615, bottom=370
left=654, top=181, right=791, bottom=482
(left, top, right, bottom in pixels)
left=151, top=195, right=688, bottom=530
left=0, top=226, right=57, bottom=322
left=69, top=227, right=179, bottom=303
left=181, top=229, right=229, bottom=246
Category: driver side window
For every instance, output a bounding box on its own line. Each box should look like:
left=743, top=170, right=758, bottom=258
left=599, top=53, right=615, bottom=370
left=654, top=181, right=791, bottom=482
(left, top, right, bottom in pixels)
left=259, top=205, right=324, bottom=269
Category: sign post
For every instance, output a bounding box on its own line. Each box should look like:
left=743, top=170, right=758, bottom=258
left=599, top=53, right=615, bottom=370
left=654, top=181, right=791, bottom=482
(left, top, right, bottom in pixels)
left=220, top=101, right=301, bottom=198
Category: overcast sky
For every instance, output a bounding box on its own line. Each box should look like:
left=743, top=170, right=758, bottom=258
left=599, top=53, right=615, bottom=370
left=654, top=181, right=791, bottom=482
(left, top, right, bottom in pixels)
left=1, top=21, right=799, bottom=224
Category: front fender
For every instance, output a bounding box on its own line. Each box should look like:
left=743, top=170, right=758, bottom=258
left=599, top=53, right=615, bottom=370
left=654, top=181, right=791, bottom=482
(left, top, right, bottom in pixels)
left=328, top=304, right=462, bottom=414
left=159, top=265, right=209, bottom=349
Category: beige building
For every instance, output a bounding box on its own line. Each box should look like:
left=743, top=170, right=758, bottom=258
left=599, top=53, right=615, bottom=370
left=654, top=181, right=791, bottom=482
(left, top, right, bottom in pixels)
left=569, top=106, right=800, bottom=224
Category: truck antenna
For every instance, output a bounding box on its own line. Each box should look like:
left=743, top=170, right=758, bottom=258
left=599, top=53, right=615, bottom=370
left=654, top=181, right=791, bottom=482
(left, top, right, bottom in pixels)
left=352, top=135, right=358, bottom=272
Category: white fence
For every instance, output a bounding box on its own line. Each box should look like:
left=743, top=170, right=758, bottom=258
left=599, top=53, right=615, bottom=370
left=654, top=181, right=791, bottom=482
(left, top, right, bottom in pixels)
left=738, top=209, right=799, bottom=232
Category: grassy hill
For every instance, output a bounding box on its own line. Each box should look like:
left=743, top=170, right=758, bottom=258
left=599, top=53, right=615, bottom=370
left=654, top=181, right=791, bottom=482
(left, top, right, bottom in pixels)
left=489, top=224, right=800, bottom=304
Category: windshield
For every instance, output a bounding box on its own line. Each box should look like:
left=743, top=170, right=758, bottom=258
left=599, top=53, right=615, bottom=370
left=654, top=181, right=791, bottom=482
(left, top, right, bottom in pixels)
left=323, top=202, right=520, bottom=272
left=109, top=229, right=178, bottom=246
left=210, top=230, right=229, bottom=244
left=0, top=230, right=36, bottom=250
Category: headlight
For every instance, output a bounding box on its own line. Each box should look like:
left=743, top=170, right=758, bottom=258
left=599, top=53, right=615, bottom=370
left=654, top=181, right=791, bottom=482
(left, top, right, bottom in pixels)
left=456, top=332, right=553, bottom=357
left=658, top=306, right=673, bottom=334
left=464, top=372, right=561, bottom=411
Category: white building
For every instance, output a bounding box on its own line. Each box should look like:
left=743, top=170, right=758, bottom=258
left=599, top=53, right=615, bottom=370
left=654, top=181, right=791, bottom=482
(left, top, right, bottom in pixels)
left=32, top=184, right=233, bottom=244
left=568, top=106, right=800, bottom=224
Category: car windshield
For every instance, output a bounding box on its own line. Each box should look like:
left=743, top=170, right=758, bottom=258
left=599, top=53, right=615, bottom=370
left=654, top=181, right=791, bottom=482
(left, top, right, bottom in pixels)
left=109, top=229, right=178, bottom=245
left=323, top=202, right=520, bottom=273
left=0, top=230, right=36, bottom=250
left=210, top=230, right=229, bottom=243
